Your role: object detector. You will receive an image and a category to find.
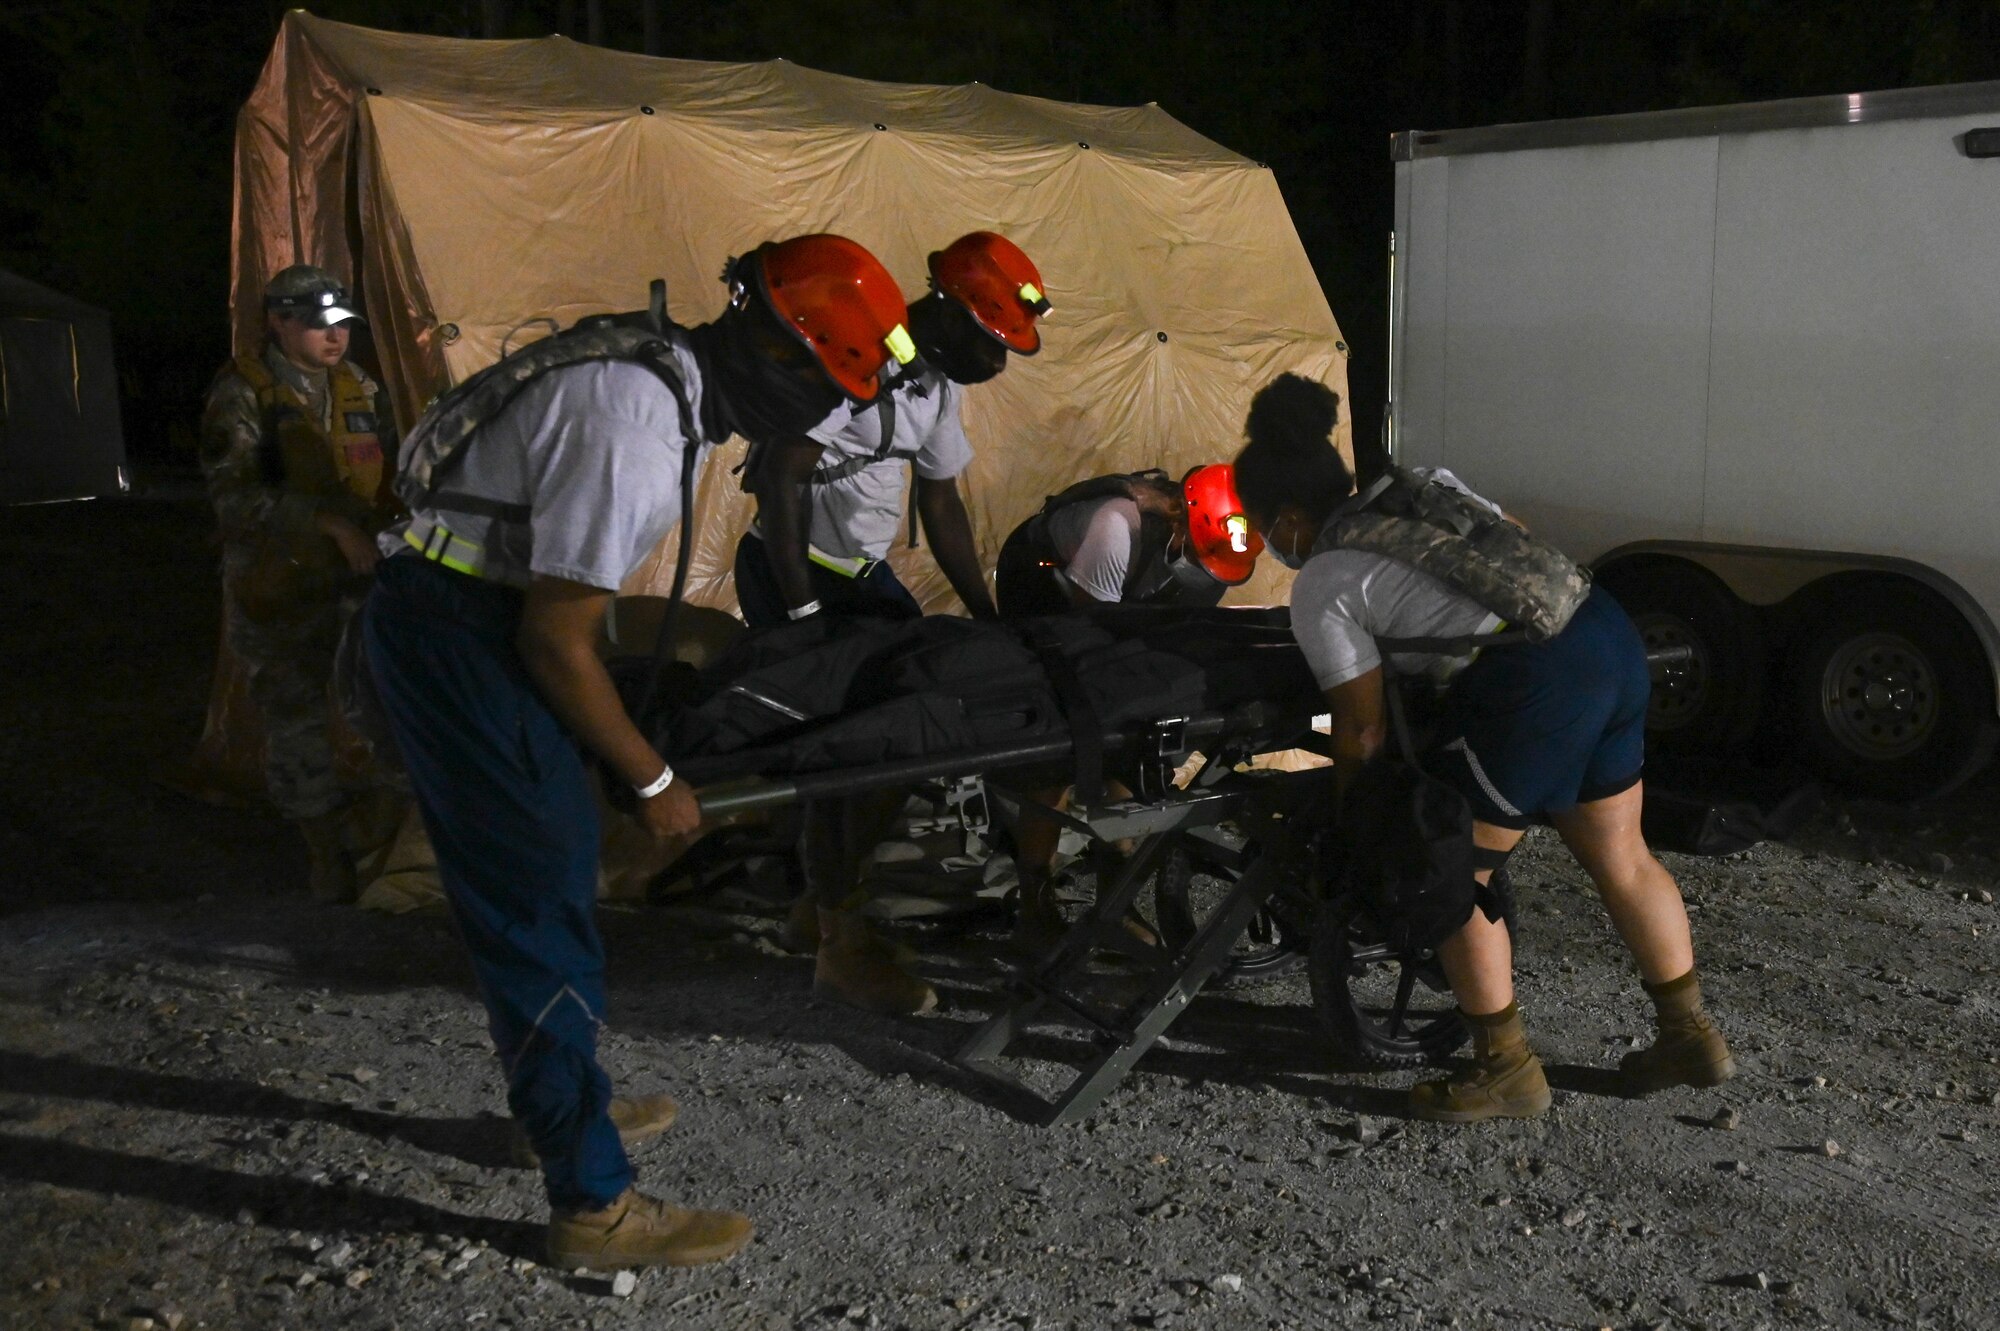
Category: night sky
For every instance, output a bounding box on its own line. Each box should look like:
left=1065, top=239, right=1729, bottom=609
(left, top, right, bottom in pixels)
left=4, top=0, right=1996, bottom=460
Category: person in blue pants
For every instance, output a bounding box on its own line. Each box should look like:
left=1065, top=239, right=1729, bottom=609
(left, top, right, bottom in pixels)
left=360, top=235, right=918, bottom=1270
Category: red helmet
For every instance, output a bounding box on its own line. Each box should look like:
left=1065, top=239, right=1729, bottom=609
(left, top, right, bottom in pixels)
left=928, top=231, right=1050, bottom=355
left=1182, top=464, right=1263, bottom=585
left=750, top=234, right=917, bottom=401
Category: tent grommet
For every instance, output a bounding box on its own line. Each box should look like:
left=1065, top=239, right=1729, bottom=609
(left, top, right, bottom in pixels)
left=366, top=86, right=383, bottom=96
left=874, top=122, right=887, bottom=131
left=438, top=323, right=461, bottom=344
left=1156, top=331, right=1169, bottom=343
left=1077, top=141, right=1090, bottom=149
left=640, top=105, right=655, bottom=115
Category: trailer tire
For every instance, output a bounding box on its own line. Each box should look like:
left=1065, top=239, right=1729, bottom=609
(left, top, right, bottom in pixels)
left=1784, top=586, right=1998, bottom=800
left=1595, top=560, right=1764, bottom=755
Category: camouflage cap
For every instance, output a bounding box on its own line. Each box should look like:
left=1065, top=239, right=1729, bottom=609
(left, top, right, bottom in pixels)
left=264, top=264, right=364, bottom=328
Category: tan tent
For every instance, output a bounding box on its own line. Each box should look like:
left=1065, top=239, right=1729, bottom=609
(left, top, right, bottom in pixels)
left=231, top=11, right=1348, bottom=614
left=187, top=12, right=1349, bottom=809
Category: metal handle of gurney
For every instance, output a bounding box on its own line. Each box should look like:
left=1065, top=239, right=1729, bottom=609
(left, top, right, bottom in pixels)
left=692, top=711, right=1261, bottom=819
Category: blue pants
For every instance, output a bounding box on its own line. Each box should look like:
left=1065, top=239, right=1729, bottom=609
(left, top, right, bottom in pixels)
left=360, top=554, right=630, bottom=1211
left=733, top=530, right=921, bottom=629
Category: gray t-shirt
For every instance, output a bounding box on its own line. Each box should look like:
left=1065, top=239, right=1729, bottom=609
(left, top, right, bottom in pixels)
left=381, top=345, right=707, bottom=591
left=800, top=364, right=974, bottom=560
left=1044, top=496, right=1141, bottom=603
left=1288, top=468, right=1506, bottom=689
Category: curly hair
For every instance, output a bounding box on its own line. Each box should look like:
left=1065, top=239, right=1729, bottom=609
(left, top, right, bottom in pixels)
left=1233, top=373, right=1352, bottom=524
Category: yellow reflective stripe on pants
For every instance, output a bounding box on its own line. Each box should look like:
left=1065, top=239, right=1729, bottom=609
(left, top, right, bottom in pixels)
left=405, top=522, right=486, bottom=579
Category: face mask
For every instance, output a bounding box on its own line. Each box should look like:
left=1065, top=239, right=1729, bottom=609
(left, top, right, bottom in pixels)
left=693, top=306, right=847, bottom=444
left=910, top=294, right=1007, bottom=386
left=1267, top=526, right=1308, bottom=570
left=1166, top=547, right=1222, bottom=591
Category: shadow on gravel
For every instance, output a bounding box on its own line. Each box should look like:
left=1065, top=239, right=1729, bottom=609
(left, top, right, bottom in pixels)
left=0, top=1131, right=543, bottom=1257
left=1540, top=1061, right=1630, bottom=1100
left=0, top=1052, right=521, bottom=1170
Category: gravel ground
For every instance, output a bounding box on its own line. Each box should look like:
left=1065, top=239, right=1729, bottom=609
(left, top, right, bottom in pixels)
left=3, top=481, right=1997, bottom=1330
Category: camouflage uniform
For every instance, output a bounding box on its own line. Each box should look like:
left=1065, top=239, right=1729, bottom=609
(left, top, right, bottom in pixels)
left=199, top=339, right=399, bottom=820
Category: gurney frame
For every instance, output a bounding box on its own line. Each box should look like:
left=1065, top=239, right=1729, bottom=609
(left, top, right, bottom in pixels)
left=695, top=703, right=1340, bottom=1127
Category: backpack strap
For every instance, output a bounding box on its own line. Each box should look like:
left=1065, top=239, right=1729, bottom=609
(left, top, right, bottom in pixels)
left=614, top=354, right=702, bottom=722
left=426, top=491, right=533, bottom=523
left=809, top=390, right=905, bottom=484
left=1372, top=629, right=1528, bottom=657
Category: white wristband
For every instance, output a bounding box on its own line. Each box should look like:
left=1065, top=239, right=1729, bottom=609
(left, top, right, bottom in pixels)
left=787, top=599, right=823, bottom=621
left=633, top=763, right=675, bottom=800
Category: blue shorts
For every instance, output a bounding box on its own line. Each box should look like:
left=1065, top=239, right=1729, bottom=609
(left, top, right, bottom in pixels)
left=1430, top=588, right=1650, bottom=829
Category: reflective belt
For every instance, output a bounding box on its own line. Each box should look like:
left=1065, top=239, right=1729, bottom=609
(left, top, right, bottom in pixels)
left=403, top=514, right=488, bottom=578
left=806, top=546, right=880, bottom=579
left=748, top=523, right=879, bottom=579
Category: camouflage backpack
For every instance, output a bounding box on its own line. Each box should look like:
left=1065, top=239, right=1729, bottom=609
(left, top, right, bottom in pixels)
left=1313, top=465, right=1590, bottom=642
left=394, top=307, right=694, bottom=516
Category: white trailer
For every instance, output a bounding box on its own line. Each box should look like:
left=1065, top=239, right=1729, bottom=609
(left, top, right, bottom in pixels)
left=1387, top=81, right=2000, bottom=798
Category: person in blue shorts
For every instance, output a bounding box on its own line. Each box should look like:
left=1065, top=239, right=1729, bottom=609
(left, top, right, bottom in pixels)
left=1233, top=374, right=1735, bottom=1123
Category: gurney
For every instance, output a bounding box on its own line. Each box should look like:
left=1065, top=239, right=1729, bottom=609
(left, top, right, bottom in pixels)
left=615, top=606, right=1436, bottom=1124
left=631, top=608, right=1693, bottom=1126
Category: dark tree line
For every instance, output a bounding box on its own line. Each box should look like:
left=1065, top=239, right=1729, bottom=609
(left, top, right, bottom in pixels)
left=3, top=0, right=1996, bottom=459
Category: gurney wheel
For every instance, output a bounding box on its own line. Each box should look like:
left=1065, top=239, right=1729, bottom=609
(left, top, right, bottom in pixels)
left=1308, top=897, right=1469, bottom=1068
left=1151, top=842, right=1305, bottom=985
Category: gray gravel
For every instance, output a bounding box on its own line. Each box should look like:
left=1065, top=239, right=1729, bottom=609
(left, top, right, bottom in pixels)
left=3, top=483, right=1997, bottom=1329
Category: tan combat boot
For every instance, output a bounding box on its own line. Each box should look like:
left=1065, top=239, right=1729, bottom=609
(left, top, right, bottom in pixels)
left=1621, top=969, right=1736, bottom=1095
left=787, top=892, right=916, bottom=961
left=298, top=812, right=357, bottom=904
left=777, top=890, right=822, bottom=954
left=1409, top=1002, right=1553, bottom=1123
left=547, top=1188, right=753, bottom=1270
left=813, top=908, right=936, bottom=1015
left=509, top=1093, right=681, bottom=1169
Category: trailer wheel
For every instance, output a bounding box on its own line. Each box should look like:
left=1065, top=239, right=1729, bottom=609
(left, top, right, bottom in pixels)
left=1785, top=586, right=1997, bottom=800
left=1595, top=561, right=1764, bottom=754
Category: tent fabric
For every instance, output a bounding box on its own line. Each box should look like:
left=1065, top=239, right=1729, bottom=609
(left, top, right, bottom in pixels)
left=231, top=12, right=1349, bottom=617
left=0, top=269, right=128, bottom=505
